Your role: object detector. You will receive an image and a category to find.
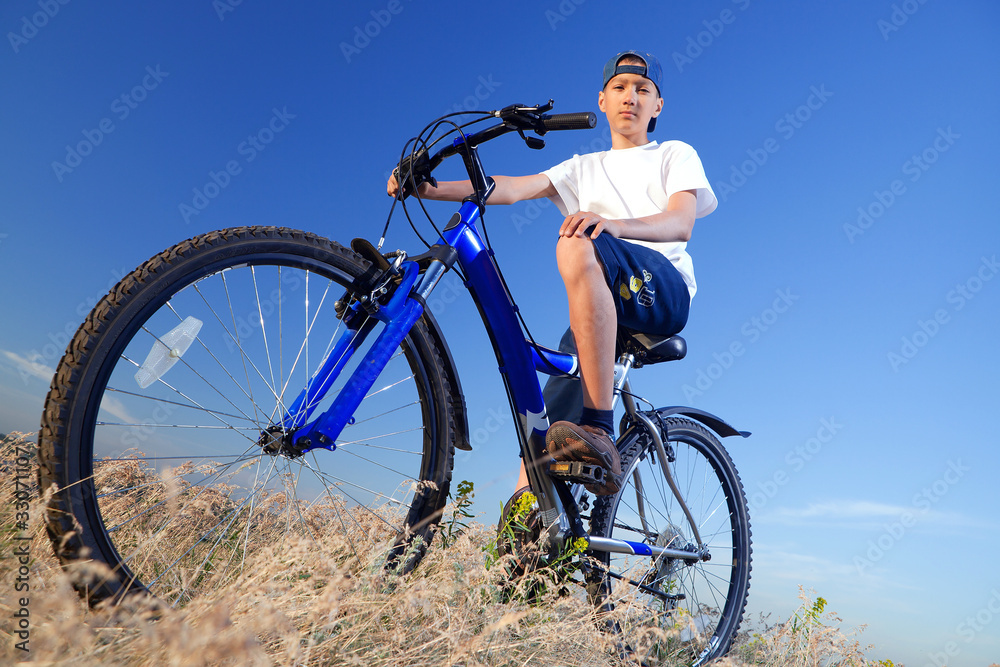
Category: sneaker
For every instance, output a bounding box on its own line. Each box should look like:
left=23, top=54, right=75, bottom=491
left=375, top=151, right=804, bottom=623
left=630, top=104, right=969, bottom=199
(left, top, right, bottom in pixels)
left=545, top=421, right=623, bottom=496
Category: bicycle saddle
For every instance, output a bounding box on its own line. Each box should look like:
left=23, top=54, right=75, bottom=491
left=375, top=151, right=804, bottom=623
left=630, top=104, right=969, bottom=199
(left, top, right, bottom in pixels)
left=617, top=330, right=687, bottom=367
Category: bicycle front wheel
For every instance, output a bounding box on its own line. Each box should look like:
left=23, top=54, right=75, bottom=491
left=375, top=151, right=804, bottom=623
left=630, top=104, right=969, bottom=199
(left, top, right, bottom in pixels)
left=39, top=226, right=458, bottom=607
left=589, top=416, right=751, bottom=666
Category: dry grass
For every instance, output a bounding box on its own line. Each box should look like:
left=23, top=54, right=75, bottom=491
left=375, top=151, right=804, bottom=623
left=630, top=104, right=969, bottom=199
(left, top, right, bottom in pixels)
left=1, top=433, right=899, bottom=666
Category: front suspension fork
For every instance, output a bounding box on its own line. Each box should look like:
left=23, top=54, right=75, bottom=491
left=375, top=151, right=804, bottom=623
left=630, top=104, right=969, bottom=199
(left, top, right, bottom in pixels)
left=279, top=252, right=452, bottom=454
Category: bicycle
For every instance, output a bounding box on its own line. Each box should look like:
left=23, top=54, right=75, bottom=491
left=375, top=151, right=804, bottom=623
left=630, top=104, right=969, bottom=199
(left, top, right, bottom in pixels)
left=38, top=99, right=752, bottom=665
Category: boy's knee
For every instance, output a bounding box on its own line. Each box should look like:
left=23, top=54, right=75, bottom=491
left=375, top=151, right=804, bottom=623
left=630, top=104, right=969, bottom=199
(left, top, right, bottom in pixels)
left=556, top=235, right=601, bottom=276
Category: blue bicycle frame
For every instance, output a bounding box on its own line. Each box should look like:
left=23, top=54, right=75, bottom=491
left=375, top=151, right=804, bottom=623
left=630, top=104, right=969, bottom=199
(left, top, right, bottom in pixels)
left=274, top=198, right=713, bottom=564
left=273, top=118, right=728, bottom=562
left=283, top=195, right=573, bottom=515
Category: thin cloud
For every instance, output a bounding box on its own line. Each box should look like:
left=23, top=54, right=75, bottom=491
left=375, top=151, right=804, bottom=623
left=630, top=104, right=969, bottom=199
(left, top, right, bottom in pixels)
left=97, top=393, right=140, bottom=425
left=751, top=544, right=922, bottom=597
left=753, top=546, right=860, bottom=584
left=775, top=500, right=907, bottom=520
left=757, top=499, right=992, bottom=531
left=1, top=349, right=55, bottom=383
left=1, top=349, right=137, bottom=423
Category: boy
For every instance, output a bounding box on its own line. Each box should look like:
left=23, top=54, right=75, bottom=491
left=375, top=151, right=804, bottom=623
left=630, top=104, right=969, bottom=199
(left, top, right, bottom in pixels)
left=387, top=50, right=717, bottom=499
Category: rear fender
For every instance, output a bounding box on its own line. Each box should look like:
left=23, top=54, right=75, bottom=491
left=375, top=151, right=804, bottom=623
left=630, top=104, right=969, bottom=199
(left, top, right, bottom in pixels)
left=654, top=406, right=750, bottom=440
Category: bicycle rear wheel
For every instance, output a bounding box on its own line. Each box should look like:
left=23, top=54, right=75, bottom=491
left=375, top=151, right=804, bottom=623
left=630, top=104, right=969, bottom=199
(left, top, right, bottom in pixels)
left=39, top=226, right=458, bottom=607
left=589, top=416, right=751, bottom=666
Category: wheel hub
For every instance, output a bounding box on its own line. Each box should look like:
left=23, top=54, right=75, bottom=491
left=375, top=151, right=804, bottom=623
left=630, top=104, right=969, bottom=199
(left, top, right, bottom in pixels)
left=641, top=523, right=692, bottom=602
left=256, top=425, right=305, bottom=458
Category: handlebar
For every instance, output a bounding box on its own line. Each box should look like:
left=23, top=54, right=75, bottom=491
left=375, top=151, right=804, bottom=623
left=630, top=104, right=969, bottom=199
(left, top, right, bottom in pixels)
left=540, top=112, right=597, bottom=132
left=425, top=101, right=595, bottom=175
left=394, top=100, right=595, bottom=205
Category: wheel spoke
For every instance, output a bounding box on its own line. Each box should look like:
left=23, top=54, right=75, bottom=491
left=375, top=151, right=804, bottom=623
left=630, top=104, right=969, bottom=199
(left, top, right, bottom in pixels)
left=590, top=418, right=751, bottom=664
left=42, top=233, right=455, bottom=609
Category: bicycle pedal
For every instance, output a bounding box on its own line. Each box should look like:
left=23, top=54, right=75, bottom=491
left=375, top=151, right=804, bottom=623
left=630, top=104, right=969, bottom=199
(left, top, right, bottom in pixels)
left=548, top=460, right=606, bottom=486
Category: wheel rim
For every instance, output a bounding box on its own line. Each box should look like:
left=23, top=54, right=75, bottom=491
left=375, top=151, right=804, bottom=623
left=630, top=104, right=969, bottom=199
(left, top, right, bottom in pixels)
left=76, top=252, right=442, bottom=606
left=598, top=430, right=747, bottom=663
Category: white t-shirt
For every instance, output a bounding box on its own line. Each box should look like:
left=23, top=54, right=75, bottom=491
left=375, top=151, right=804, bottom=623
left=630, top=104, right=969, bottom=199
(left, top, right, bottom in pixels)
left=542, top=140, right=717, bottom=299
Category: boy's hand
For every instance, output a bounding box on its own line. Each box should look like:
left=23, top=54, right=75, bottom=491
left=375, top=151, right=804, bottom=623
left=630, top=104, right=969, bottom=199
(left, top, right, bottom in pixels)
left=388, top=148, right=436, bottom=200
left=560, top=211, right=622, bottom=239
left=386, top=173, right=404, bottom=197
left=386, top=171, right=434, bottom=199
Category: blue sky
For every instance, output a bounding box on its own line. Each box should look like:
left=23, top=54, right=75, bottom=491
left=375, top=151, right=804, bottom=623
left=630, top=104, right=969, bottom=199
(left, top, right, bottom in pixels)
left=2, top=1, right=998, bottom=664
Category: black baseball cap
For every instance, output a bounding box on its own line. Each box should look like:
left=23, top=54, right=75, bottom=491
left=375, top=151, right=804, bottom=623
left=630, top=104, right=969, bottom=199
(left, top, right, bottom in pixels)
left=602, top=50, right=663, bottom=132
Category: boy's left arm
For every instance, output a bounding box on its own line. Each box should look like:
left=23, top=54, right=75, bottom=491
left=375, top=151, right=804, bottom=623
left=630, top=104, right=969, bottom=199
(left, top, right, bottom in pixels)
left=559, top=190, right=698, bottom=242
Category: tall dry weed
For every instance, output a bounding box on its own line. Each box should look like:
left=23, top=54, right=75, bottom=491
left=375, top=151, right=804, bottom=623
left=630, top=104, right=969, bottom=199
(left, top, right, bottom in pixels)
left=730, top=588, right=874, bottom=667
left=2, top=432, right=902, bottom=666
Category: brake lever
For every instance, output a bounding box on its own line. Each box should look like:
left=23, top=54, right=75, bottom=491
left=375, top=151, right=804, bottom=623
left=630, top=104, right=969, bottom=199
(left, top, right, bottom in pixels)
left=516, top=128, right=545, bottom=150
left=495, top=99, right=554, bottom=126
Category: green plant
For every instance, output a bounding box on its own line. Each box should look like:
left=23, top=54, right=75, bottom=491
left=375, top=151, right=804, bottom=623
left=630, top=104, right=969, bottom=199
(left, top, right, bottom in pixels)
left=481, top=490, right=594, bottom=606
left=440, top=480, right=475, bottom=548
left=791, top=595, right=827, bottom=633
left=484, top=489, right=537, bottom=571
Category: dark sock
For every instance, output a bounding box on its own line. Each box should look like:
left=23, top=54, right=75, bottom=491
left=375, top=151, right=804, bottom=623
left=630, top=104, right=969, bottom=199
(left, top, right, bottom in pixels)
left=580, top=407, right=614, bottom=435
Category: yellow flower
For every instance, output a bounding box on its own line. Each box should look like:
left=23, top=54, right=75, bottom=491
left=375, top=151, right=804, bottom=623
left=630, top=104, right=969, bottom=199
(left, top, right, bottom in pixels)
left=513, top=491, right=536, bottom=520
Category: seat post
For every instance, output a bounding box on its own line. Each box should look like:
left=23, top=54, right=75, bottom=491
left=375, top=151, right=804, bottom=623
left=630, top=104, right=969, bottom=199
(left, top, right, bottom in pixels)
left=611, top=353, right=635, bottom=413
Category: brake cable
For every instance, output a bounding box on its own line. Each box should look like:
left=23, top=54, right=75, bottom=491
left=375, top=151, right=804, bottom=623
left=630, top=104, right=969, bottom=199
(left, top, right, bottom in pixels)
left=383, top=105, right=575, bottom=379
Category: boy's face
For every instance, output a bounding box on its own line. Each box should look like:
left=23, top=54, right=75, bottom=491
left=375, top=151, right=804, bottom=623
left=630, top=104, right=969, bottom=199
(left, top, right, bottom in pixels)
left=598, top=72, right=663, bottom=139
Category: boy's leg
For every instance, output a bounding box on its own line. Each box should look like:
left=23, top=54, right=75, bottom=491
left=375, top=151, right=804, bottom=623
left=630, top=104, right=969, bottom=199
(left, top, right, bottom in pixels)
left=545, top=233, right=623, bottom=495
left=555, top=234, right=617, bottom=411
left=515, top=234, right=689, bottom=496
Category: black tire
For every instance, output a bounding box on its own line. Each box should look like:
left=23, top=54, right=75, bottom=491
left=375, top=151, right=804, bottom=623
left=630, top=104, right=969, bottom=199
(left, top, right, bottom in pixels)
left=589, top=417, right=751, bottom=666
left=38, top=226, right=457, bottom=607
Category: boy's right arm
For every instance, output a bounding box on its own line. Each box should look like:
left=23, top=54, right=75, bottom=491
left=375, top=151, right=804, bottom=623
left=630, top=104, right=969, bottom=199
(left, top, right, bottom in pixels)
left=387, top=173, right=554, bottom=205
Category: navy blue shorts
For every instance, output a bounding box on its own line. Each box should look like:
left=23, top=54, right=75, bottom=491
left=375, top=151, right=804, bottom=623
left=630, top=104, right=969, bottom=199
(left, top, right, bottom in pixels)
left=591, top=234, right=690, bottom=336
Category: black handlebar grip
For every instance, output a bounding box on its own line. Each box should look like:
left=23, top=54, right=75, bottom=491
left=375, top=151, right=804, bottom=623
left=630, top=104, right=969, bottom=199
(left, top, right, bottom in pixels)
left=540, top=112, right=597, bottom=131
